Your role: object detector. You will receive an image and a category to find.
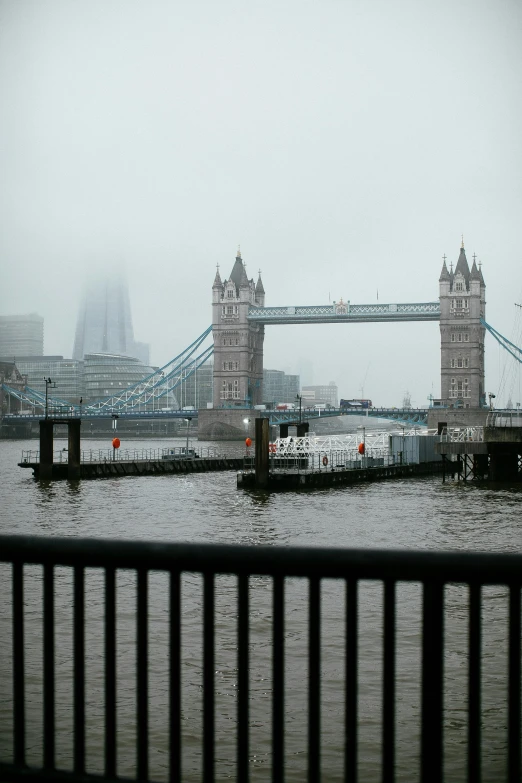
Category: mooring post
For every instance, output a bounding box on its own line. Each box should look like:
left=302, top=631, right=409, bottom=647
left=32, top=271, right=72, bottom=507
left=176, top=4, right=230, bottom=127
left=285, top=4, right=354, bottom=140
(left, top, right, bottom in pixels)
left=279, top=423, right=289, bottom=439
left=296, top=422, right=309, bottom=438
left=39, top=419, right=54, bottom=480
left=255, top=417, right=270, bottom=488
left=67, top=419, right=81, bottom=480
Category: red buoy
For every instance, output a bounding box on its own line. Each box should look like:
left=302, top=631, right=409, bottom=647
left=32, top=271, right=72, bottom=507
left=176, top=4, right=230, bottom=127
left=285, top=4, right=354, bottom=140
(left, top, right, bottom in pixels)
left=112, top=438, right=121, bottom=449
left=245, top=437, right=252, bottom=447
left=358, top=442, right=365, bottom=455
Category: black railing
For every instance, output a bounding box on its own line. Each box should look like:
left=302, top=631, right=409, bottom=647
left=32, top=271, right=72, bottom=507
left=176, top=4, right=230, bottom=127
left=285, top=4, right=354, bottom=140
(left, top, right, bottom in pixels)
left=0, top=535, right=520, bottom=783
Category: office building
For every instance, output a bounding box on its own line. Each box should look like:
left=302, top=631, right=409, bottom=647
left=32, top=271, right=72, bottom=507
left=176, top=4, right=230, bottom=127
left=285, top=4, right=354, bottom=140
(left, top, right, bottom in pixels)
left=83, top=353, right=155, bottom=402
left=0, top=314, right=44, bottom=357
left=302, top=382, right=338, bottom=407
left=263, top=369, right=300, bottom=406
left=8, top=356, right=84, bottom=403
left=178, top=361, right=213, bottom=409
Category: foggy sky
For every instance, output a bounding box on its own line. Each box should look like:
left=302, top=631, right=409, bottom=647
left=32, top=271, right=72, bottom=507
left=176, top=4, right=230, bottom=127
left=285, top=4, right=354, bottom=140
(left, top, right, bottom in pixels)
left=1, top=0, right=521, bottom=407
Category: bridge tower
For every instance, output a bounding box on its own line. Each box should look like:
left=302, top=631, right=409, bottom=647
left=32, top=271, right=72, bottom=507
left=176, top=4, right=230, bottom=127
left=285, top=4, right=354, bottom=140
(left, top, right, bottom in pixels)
left=212, top=250, right=265, bottom=407
left=439, top=241, right=486, bottom=408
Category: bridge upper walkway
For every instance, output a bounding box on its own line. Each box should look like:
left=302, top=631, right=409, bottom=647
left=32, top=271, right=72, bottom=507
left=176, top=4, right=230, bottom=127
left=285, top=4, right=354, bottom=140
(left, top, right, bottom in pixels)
left=247, top=302, right=441, bottom=324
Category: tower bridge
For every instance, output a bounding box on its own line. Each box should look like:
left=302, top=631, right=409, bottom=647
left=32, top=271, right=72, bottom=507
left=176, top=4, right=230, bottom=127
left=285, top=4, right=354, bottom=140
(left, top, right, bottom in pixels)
left=5, top=240, right=522, bottom=441
left=211, top=243, right=486, bottom=413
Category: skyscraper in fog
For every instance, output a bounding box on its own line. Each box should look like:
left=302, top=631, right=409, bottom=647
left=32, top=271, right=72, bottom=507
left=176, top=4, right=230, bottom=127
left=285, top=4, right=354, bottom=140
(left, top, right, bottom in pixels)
left=0, top=313, right=44, bottom=357
left=73, top=277, right=149, bottom=363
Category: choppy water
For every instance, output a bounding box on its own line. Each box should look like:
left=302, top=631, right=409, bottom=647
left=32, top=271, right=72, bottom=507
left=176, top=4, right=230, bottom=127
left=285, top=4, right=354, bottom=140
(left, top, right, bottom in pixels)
left=0, top=437, right=520, bottom=782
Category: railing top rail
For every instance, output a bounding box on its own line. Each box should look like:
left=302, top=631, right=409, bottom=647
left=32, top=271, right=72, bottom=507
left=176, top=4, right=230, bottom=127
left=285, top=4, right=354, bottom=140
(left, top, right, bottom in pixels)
left=1, top=535, right=521, bottom=584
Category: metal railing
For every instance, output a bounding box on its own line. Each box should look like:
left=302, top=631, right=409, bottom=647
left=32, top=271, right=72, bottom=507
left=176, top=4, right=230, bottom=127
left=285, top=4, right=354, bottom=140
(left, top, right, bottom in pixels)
left=439, top=427, right=485, bottom=443
left=486, top=412, right=522, bottom=428
left=20, top=447, right=231, bottom=464
left=0, top=535, right=520, bottom=783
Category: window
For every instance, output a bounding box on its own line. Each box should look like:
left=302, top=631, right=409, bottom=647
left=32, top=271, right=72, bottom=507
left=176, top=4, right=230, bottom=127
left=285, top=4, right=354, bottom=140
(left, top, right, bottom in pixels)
left=464, top=358, right=469, bottom=368
left=457, top=358, right=463, bottom=368
left=458, top=333, right=462, bottom=342
left=456, top=299, right=463, bottom=309
left=455, top=282, right=463, bottom=292
left=226, top=306, right=234, bottom=315
left=464, top=333, right=469, bottom=342
left=227, top=289, right=234, bottom=298
left=451, top=334, right=456, bottom=342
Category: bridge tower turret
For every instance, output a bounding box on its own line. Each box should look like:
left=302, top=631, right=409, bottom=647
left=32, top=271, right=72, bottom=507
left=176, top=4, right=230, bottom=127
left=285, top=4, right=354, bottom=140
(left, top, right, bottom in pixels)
left=439, top=241, right=486, bottom=408
left=212, top=250, right=265, bottom=407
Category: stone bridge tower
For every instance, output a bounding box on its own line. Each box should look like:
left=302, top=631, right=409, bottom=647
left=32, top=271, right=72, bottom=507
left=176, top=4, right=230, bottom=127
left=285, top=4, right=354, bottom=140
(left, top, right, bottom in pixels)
left=212, top=250, right=265, bottom=407
left=439, top=241, right=486, bottom=408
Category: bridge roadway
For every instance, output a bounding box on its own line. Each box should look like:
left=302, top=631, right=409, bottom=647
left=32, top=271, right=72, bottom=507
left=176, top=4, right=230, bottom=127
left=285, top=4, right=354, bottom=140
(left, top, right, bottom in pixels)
left=2, top=407, right=431, bottom=425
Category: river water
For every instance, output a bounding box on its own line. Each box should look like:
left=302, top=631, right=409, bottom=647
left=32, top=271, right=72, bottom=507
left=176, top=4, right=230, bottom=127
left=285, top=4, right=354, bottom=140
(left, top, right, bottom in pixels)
left=0, top=436, right=520, bottom=782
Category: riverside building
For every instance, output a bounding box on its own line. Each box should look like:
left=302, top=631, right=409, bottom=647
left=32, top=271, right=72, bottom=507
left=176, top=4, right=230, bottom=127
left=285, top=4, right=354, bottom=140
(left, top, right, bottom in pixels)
left=0, top=313, right=44, bottom=357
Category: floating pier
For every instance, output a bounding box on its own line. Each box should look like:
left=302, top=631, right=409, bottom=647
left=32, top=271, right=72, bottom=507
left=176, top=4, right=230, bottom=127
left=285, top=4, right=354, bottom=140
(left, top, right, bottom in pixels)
left=237, top=419, right=445, bottom=490
left=19, top=450, right=244, bottom=480
left=238, top=460, right=445, bottom=490
left=17, top=418, right=245, bottom=480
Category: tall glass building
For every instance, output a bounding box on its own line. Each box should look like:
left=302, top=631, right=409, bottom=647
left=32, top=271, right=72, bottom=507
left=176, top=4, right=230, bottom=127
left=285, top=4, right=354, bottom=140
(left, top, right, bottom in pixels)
left=0, top=314, right=44, bottom=357
left=73, top=277, right=149, bottom=363
left=9, top=356, right=84, bottom=403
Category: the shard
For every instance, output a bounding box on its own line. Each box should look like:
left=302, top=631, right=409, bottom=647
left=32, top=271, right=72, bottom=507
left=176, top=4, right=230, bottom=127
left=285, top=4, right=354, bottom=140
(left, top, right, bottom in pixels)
left=72, top=276, right=149, bottom=364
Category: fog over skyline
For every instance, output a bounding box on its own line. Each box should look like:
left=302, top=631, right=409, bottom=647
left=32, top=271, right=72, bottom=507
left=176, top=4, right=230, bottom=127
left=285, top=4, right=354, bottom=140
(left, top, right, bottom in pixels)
left=1, top=0, right=521, bottom=407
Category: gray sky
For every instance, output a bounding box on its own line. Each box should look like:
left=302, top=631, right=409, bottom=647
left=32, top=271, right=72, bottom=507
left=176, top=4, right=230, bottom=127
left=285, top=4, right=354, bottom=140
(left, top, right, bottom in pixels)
left=1, top=0, right=521, bottom=407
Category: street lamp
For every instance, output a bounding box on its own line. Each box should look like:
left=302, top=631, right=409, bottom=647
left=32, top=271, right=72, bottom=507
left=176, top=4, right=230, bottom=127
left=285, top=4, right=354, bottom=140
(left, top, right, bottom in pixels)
left=43, top=377, right=56, bottom=419
left=296, top=394, right=302, bottom=424
left=488, top=392, right=496, bottom=410
left=185, top=417, right=192, bottom=454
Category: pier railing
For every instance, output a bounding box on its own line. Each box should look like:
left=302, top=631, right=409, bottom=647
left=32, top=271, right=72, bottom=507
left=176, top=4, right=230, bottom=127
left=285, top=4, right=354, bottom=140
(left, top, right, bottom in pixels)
left=20, top=446, right=231, bottom=464
left=0, top=535, right=520, bottom=783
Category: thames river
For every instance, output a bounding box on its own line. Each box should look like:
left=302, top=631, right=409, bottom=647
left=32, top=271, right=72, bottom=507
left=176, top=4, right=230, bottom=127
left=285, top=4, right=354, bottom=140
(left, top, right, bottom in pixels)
left=0, top=436, right=520, bottom=782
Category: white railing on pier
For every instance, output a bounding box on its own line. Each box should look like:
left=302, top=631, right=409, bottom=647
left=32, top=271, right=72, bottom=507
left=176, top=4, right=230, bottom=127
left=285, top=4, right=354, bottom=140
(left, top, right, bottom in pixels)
left=486, top=412, right=522, bottom=428
left=438, top=427, right=485, bottom=443
left=20, top=446, right=232, bottom=464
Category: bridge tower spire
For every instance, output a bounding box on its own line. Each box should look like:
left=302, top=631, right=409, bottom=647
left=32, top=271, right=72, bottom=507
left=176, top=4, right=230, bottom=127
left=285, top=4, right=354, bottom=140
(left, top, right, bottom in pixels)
left=212, top=250, right=265, bottom=408
left=439, top=241, right=486, bottom=408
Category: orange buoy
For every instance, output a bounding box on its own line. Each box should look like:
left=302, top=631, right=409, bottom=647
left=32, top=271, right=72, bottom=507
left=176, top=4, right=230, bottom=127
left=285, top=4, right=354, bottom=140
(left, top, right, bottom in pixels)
left=358, top=442, right=365, bottom=454
left=112, top=437, right=121, bottom=449
left=245, top=437, right=252, bottom=447
left=269, top=443, right=277, bottom=453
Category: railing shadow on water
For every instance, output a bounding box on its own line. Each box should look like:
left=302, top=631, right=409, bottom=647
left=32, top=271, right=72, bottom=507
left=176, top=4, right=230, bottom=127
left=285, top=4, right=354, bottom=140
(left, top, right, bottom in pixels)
left=0, top=536, right=520, bottom=783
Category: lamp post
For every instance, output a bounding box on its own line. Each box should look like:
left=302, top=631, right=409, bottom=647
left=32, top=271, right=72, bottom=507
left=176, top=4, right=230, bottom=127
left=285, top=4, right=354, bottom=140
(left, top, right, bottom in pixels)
left=185, top=417, right=192, bottom=454
left=296, top=394, right=302, bottom=424
left=43, top=377, right=56, bottom=419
